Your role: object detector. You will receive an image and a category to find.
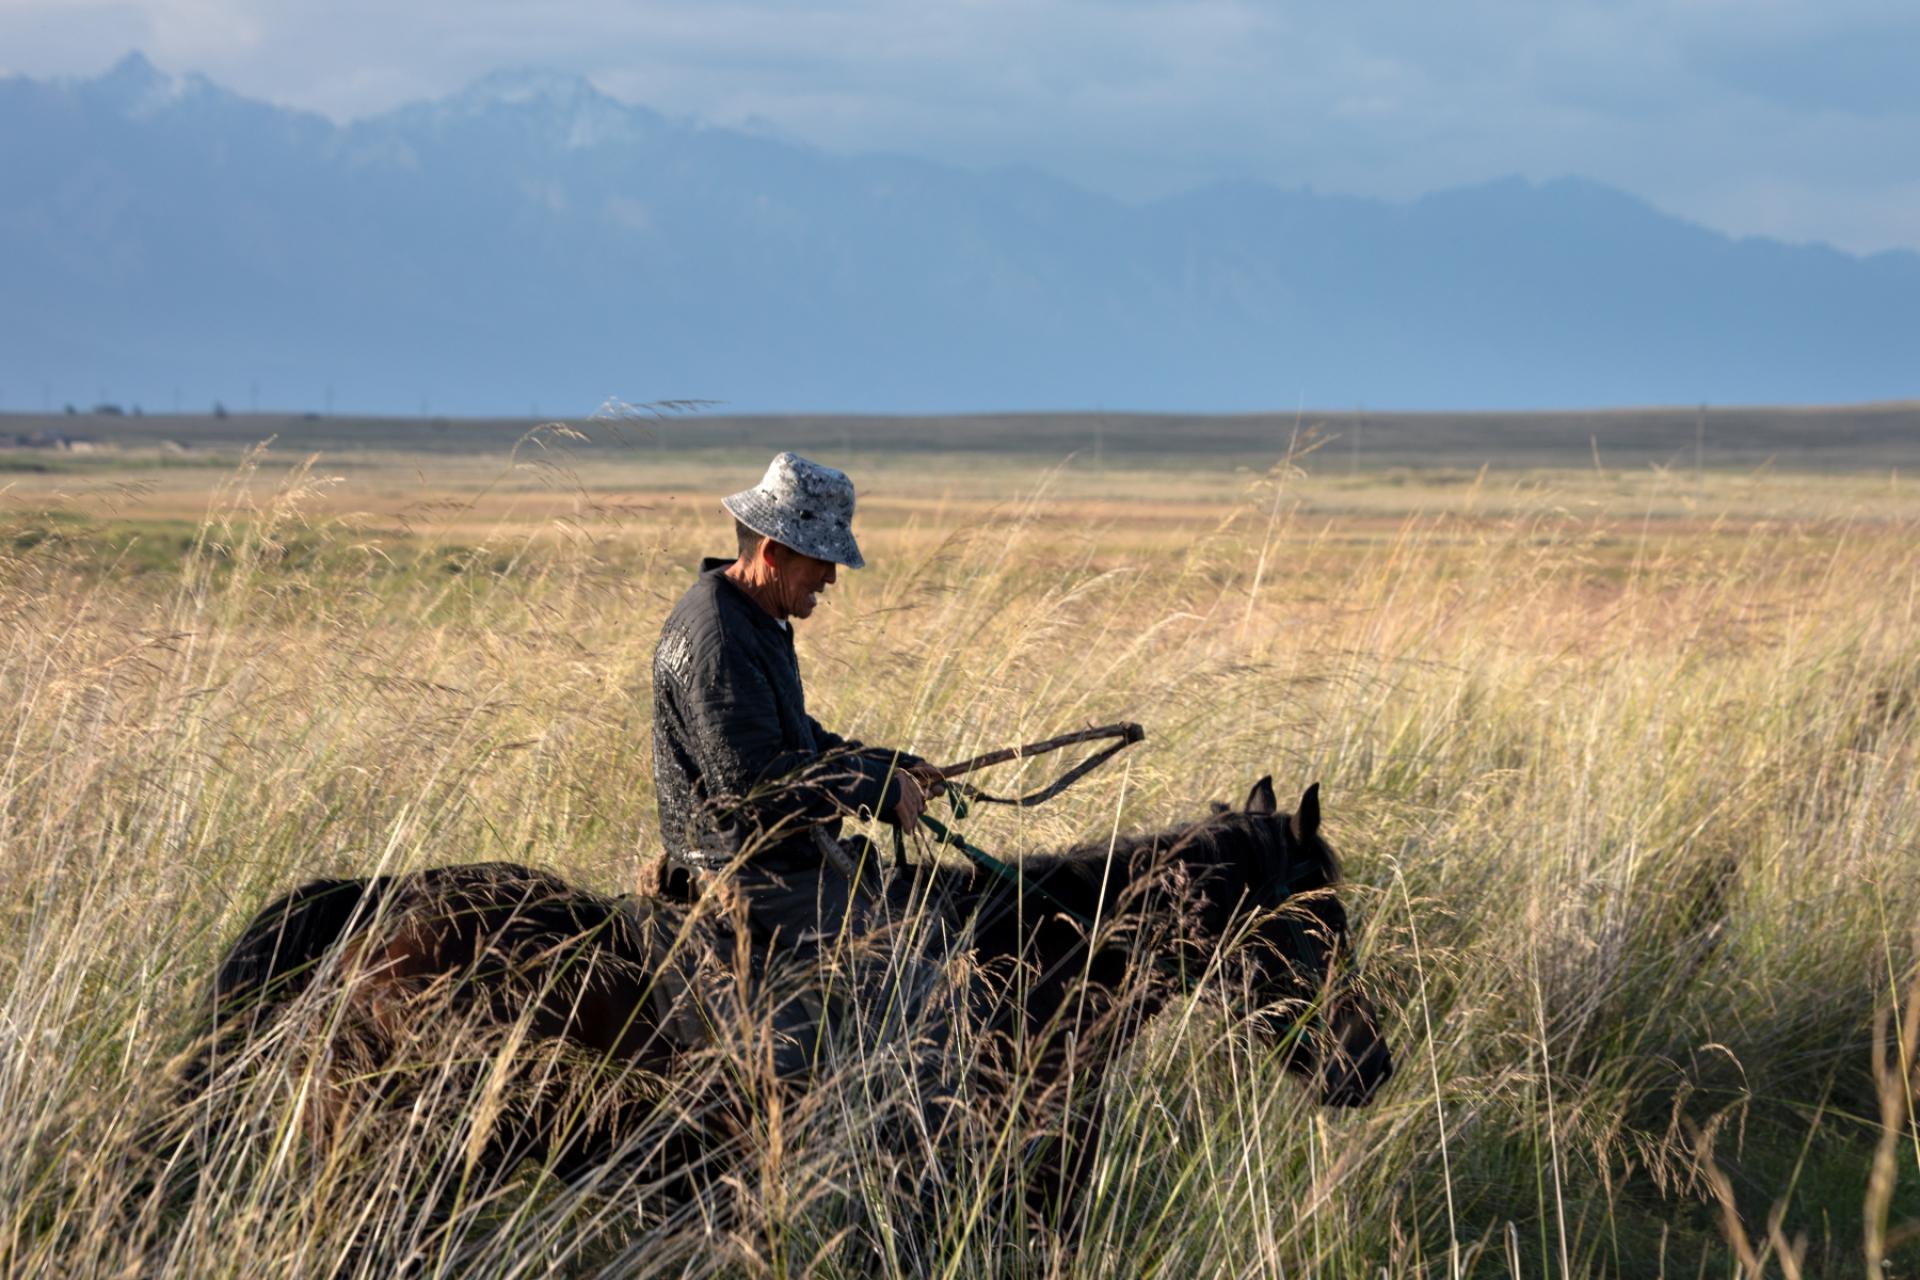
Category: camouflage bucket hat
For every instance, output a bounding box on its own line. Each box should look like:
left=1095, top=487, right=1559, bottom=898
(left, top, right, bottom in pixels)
left=722, top=452, right=866, bottom=569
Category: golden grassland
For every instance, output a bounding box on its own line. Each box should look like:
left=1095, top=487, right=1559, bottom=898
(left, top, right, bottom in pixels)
left=2, top=430, right=1917, bottom=1277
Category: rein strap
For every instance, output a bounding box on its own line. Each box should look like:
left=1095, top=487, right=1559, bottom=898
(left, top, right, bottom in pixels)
left=941, top=721, right=1145, bottom=808
left=894, top=721, right=1147, bottom=927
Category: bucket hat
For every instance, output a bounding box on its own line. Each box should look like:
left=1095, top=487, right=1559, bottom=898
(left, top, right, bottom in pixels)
left=722, top=452, right=866, bottom=569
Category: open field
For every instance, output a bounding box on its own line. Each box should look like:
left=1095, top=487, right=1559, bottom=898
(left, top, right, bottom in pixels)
left=8, top=400, right=1920, bottom=472
left=2, top=414, right=1918, bottom=1276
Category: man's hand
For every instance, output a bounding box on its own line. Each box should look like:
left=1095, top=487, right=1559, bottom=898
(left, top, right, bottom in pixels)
left=891, top=770, right=928, bottom=827
left=889, top=764, right=946, bottom=828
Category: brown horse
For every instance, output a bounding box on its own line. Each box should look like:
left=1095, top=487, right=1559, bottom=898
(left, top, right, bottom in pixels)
left=180, top=860, right=728, bottom=1205
left=183, top=776, right=1391, bottom=1226
left=941, top=776, right=1392, bottom=1222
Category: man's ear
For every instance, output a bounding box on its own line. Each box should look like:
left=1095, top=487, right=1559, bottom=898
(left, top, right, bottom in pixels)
left=1289, top=783, right=1321, bottom=842
left=1245, top=776, right=1278, bottom=815
left=744, top=537, right=783, bottom=575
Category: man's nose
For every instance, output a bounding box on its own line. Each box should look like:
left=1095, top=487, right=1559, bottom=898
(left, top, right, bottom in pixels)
left=824, top=564, right=837, bottom=585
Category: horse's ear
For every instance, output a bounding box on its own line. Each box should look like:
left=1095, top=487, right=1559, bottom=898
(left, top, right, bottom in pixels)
left=1245, top=776, right=1278, bottom=815
left=1290, top=783, right=1321, bottom=842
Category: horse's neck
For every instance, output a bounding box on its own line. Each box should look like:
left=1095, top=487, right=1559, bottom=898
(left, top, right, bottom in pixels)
left=1060, top=820, right=1242, bottom=933
left=1013, top=822, right=1243, bottom=1026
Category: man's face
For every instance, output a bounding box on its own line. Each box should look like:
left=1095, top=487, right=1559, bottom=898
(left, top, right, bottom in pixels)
left=769, top=543, right=838, bottom=620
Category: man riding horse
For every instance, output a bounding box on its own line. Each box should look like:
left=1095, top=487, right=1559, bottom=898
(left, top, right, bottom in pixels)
left=651, top=452, right=945, bottom=1075
left=183, top=452, right=1390, bottom=1237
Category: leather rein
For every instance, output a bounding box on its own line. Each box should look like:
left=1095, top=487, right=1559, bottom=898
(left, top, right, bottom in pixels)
left=893, top=722, right=1146, bottom=927
left=935, top=721, right=1146, bottom=808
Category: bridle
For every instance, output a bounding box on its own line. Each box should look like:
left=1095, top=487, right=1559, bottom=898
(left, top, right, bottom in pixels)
left=1239, top=823, right=1362, bottom=1036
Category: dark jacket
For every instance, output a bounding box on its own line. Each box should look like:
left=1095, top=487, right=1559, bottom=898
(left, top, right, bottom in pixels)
left=652, top=558, right=912, bottom=870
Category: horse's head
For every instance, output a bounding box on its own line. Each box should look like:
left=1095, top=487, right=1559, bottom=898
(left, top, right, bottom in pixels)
left=1204, top=777, right=1392, bottom=1108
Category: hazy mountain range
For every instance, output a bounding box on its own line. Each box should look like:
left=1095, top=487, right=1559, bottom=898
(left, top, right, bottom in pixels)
left=4, top=52, right=1916, bottom=416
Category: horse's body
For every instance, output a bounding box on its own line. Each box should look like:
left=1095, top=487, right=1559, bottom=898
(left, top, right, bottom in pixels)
left=186, top=862, right=719, bottom=1188
left=186, top=777, right=1391, bottom=1223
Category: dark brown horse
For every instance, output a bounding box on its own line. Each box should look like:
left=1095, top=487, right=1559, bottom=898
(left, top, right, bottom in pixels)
left=180, top=859, right=731, bottom=1207
left=184, top=776, right=1391, bottom=1225
left=941, top=776, right=1392, bottom=1221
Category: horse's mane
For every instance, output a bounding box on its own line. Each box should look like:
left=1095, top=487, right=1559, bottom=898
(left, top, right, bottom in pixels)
left=942, top=806, right=1341, bottom=911
left=1014, top=823, right=1186, bottom=882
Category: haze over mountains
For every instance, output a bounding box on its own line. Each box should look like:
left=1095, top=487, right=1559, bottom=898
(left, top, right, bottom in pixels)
left=4, top=52, right=1916, bottom=417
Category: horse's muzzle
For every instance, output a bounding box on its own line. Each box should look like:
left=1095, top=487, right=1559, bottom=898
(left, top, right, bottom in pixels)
left=1317, top=997, right=1393, bottom=1108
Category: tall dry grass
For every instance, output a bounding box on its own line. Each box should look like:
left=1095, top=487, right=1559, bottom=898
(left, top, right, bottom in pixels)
left=1, top=447, right=1917, bottom=1276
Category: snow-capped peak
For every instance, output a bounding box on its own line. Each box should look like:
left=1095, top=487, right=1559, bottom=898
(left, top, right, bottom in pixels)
left=428, top=68, right=651, bottom=148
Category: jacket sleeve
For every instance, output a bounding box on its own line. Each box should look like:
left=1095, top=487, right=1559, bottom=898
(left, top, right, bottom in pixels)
left=684, top=633, right=903, bottom=827
left=809, top=717, right=927, bottom=776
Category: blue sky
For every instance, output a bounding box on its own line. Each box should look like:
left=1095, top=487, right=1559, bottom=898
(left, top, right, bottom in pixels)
left=4, top=0, right=1916, bottom=254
